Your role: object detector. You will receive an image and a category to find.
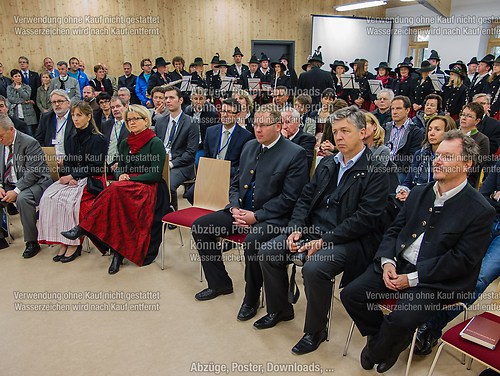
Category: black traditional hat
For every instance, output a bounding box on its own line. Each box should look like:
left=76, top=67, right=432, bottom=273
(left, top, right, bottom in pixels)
left=259, top=53, right=271, bottom=63
left=308, top=46, right=324, bottom=65
left=467, top=57, right=479, bottom=66
left=248, top=54, right=260, bottom=64
left=417, top=60, right=436, bottom=73
left=192, top=57, right=208, bottom=66
left=233, top=47, right=244, bottom=57
left=447, top=60, right=467, bottom=74
left=480, top=54, right=495, bottom=67
left=210, top=53, right=220, bottom=64
left=448, top=65, right=466, bottom=79
left=349, top=58, right=360, bottom=69
left=154, top=57, right=170, bottom=68
left=330, top=60, right=349, bottom=72
left=374, top=61, right=392, bottom=72
left=394, top=56, right=414, bottom=74
left=271, top=60, right=286, bottom=72
left=428, top=50, right=440, bottom=61
left=214, top=60, right=230, bottom=68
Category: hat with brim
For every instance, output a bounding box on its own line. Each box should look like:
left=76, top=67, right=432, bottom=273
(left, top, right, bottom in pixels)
left=271, top=61, right=287, bottom=72
left=349, top=58, right=360, bottom=69
left=330, top=60, right=349, bottom=72
left=214, top=60, right=230, bottom=68
left=480, top=54, right=495, bottom=67
left=394, top=57, right=414, bottom=74
left=417, top=60, right=436, bottom=73
left=279, top=53, right=290, bottom=63
left=467, top=57, right=479, bottom=66
left=210, top=53, right=220, bottom=65
left=192, top=57, right=208, bottom=66
left=259, top=53, right=271, bottom=63
left=374, top=62, right=392, bottom=72
left=248, top=54, right=259, bottom=64
left=233, top=47, right=244, bottom=57
left=447, top=60, right=467, bottom=74
left=308, top=46, right=324, bottom=65
left=302, top=62, right=310, bottom=72
left=154, top=57, right=170, bottom=69
left=428, top=50, right=440, bottom=61
left=448, top=65, right=466, bottom=79
left=495, top=56, right=500, bottom=65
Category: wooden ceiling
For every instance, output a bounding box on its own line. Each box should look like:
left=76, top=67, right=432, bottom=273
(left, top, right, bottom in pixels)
left=333, top=0, right=452, bottom=17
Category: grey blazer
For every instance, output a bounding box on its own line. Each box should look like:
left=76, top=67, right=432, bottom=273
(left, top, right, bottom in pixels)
left=155, top=112, right=199, bottom=178
left=6, top=84, right=37, bottom=125
left=0, top=130, right=52, bottom=200
left=49, top=76, right=81, bottom=103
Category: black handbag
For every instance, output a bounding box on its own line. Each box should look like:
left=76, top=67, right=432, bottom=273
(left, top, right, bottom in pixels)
left=87, top=176, right=104, bottom=195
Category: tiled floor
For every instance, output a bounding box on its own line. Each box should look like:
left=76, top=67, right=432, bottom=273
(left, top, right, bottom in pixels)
left=0, top=197, right=497, bottom=376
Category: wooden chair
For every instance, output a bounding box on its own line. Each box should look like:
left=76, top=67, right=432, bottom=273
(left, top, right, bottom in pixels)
left=160, top=157, right=230, bottom=270
left=41, top=147, right=60, bottom=181
left=343, top=299, right=468, bottom=376
left=427, top=312, right=500, bottom=375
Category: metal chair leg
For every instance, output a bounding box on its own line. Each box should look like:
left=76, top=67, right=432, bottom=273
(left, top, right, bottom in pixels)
left=326, top=278, right=335, bottom=341
left=199, top=262, right=203, bottom=283
left=466, top=356, right=473, bottom=370
left=427, top=342, right=445, bottom=376
left=405, top=328, right=418, bottom=376
left=343, top=321, right=355, bottom=356
left=161, top=223, right=166, bottom=270
left=460, top=303, right=468, bottom=365
left=178, top=227, right=184, bottom=246
left=84, top=236, right=91, bottom=253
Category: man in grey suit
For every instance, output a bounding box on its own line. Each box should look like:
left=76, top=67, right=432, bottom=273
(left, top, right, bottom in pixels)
left=49, top=61, right=81, bottom=104
left=155, top=86, right=199, bottom=209
left=0, top=114, right=52, bottom=256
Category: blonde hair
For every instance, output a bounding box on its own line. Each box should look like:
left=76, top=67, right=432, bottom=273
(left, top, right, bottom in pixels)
left=124, top=104, right=152, bottom=130
left=365, top=112, right=385, bottom=147
left=232, top=89, right=254, bottom=112
left=448, top=72, right=463, bottom=88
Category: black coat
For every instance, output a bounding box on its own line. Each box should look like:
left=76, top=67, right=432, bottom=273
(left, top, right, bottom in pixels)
left=375, top=182, right=495, bottom=294
left=392, top=76, right=417, bottom=100
left=0, top=75, right=12, bottom=98
left=469, top=73, right=490, bottom=102
left=101, top=119, right=130, bottom=151
left=190, top=72, right=207, bottom=89
left=60, top=125, right=107, bottom=179
left=271, top=74, right=291, bottom=89
left=229, top=136, right=309, bottom=226
left=290, top=129, right=316, bottom=172
left=34, top=110, right=76, bottom=147
left=383, top=120, right=425, bottom=174
left=89, top=78, right=113, bottom=97
left=477, top=115, right=500, bottom=155
left=241, top=70, right=263, bottom=91
left=298, top=67, right=334, bottom=105
left=227, top=64, right=249, bottom=80
left=22, top=70, right=40, bottom=102
left=258, top=68, right=275, bottom=85
left=184, top=104, right=220, bottom=147
left=118, top=74, right=140, bottom=104
left=147, top=71, right=171, bottom=95
left=443, top=84, right=468, bottom=116
left=413, top=76, right=437, bottom=106
left=486, top=75, right=500, bottom=117
left=287, top=148, right=390, bottom=286
left=347, top=74, right=372, bottom=104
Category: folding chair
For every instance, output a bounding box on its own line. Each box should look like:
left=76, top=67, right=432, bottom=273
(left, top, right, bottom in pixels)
left=427, top=312, right=500, bottom=375
left=343, top=299, right=468, bottom=376
left=41, top=147, right=60, bottom=181
left=160, top=157, right=230, bottom=270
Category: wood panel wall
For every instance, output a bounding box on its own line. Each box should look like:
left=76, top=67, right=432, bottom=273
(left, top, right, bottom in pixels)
left=0, top=0, right=384, bottom=77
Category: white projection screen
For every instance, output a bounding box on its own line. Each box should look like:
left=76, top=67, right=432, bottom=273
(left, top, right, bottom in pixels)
left=311, top=15, right=392, bottom=70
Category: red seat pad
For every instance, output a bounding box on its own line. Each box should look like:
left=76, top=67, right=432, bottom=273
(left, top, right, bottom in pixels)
left=162, top=207, right=214, bottom=228
left=442, top=312, right=500, bottom=370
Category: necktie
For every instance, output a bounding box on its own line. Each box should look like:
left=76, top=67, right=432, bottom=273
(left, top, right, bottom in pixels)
left=59, top=78, right=65, bottom=90
left=218, top=130, right=230, bottom=160
left=107, top=121, right=121, bottom=164
left=167, top=120, right=177, bottom=148
left=4, top=145, right=13, bottom=185
left=23, top=72, right=29, bottom=85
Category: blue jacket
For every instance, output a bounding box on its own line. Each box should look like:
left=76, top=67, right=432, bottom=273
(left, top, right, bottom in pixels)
left=135, top=72, right=152, bottom=106
left=68, top=70, right=89, bottom=96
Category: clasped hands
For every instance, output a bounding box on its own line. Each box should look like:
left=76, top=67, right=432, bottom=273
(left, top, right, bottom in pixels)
left=230, top=207, right=256, bottom=228
left=287, top=231, right=323, bottom=257
left=382, top=263, right=410, bottom=291
left=59, top=175, right=77, bottom=186
left=0, top=188, right=17, bottom=203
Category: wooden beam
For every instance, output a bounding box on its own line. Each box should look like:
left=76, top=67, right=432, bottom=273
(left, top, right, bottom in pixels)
left=417, top=0, right=451, bottom=18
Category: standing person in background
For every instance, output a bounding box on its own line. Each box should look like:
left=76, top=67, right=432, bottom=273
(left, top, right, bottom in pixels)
left=36, top=72, right=52, bottom=114
left=486, top=56, right=500, bottom=120
left=135, top=58, right=153, bottom=108
left=413, top=61, right=437, bottom=115
left=7, top=69, right=36, bottom=135
left=443, top=66, right=468, bottom=121
left=90, top=64, right=113, bottom=97
left=118, top=61, right=140, bottom=105
left=68, top=57, right=89, bottom=97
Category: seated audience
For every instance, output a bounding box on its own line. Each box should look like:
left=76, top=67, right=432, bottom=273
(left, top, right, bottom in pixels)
left=372, top=88, right=394, bottom=127
left=411, top=93, right=442, bottom=129
left=281, top=107, right=316, bottom=172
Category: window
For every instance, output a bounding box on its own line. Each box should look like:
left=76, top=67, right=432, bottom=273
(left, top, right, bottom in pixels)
left=408, top=26, right=430, bottom=67
left=487, top=22, right=500, bottom=55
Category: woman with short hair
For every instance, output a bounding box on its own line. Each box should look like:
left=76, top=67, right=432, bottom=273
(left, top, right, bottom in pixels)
left=7, top=69, right=37, bottom=132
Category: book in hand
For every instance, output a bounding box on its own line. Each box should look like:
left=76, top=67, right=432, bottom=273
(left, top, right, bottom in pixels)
left=459, top=315, right=500, bottom=350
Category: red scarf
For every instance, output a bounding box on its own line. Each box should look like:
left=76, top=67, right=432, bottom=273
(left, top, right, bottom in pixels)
left=127, top=129, right=156, bottom=154
left=400, top=75, right=409, bottom=83
left=377, top=75, right=389, bottom=87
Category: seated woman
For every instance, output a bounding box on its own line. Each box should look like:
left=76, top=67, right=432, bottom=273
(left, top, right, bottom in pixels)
left=317, top=98, right=348, bottom=156
left=233, top=89, right=255, bottom=135
left=37, top=101, right=107, bottom=262
left=62, top=105, right=168, bottom=274
left=364, top=111, right=391, bottom=164
left=395, top=115, right=456, bottom=202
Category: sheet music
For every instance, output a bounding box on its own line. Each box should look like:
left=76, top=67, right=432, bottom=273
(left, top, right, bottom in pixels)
left=368, top=80, right=383, bottom=95
left=430, top=74, right=445, bottom=91
left=220, top=77, right=236, bottom=92
left=248, top=78, right=260, bottom=91
left=180, top=76, right=192, bottom=92
left=260, top=83, right=272, bottom=92
left=340, top=74, right=359, bottom=89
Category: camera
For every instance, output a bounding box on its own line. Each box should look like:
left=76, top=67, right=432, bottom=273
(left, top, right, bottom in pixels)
left=290, top=238, right=309, bottom=267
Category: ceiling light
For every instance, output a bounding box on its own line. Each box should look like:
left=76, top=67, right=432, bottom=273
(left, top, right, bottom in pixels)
left=336, top=0, right=387, bottom=11
left=400, top=0, right=416, bottom=2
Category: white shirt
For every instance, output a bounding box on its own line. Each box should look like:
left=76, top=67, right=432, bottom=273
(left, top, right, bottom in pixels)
left=4, top=130, right=20, bottom=194
left=333, top=147, right=365, bottom=185
left=54, top=110, right=70, bottom=157
left=381, top=179, right=468, bottom=287
left=288, top=128, right=300, bottom=142
left=107, top=119, right=123, bottom=164
left=165, top=111, right=183, bottom=168
left=262, top=134, right=281, bottom=150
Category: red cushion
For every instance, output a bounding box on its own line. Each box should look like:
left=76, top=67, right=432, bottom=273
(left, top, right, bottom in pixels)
left=442, top=312, right=500, bottom=370
left=162, top=207, right=214, bottom=228
left=223, top=233, right=247, bottom=244
left=378, top=298, right=398, bottom=312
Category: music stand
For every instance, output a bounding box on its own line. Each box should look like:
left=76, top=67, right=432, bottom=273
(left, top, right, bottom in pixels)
left=248, top=78, right=260, bottom=92
left=340, top=74, right=359, bottom=89
left=180, top=76, right=193, bottom=92
left=430, top=73, right=445, bottom=91
left=368, top=80, right=383, bottom=95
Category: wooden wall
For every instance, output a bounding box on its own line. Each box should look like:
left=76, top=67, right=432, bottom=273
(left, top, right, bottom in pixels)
left=0, top=0, right=384, bottom=77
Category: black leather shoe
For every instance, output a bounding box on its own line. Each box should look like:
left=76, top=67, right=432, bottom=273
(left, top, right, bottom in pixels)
left=108, top=252, right=124, bottom=274
left=0, top=238, right=9, bottom=249
left=7, top=203, right=18, bottom=215
left=53, top=253, right=65, bottom=262
left=195, top=286, right=233, bottom=301
left=167, top=224, right=178, bottom=230
left=253, top=309, right=294, bottom=329
left=22, top=242, right=40, bottom=258
left=237, top=303, right=258, bottom=321
left=61, top=226, right=85, bottom=240
left=414, top=331, right=439, bottom=355
left=60, top=245, right=82, bottom=263
left=360, top=343, right=375, bottom=370
left=377, top=354, right=399, bottom=373
left=291, top=329, right=327, bottom=355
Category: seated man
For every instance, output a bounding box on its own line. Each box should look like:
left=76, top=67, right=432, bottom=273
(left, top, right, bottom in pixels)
left=281, top=107, right=315, bottom=172
left=155, top=86, right=199, bottom=210
left=185, top=98, right=252, bottom=204
left=102, top=96, right=129, bottom=170
left=191, top=104, right=309, bottom=324
left=414, top=156, right=500, bottom=355
left=0, top=114, right=52, bottom=254
left=341, top=129, right=495, bottom=373
left=257, top=106, right=390, bottom=355
left=372, top=89, right=394, bottom=128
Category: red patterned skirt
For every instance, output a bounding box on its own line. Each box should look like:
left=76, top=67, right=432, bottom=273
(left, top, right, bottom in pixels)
left=79, top=181, right=158, bottom=266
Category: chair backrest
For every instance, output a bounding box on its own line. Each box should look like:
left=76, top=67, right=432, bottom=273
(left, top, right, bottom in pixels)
left=310, top=148, right=317, bottom=177
left=41, top=147, right=60, bottom=181
left=162, top=154, right=171, bottom=203
left=193, top=157, right=230, bottom=211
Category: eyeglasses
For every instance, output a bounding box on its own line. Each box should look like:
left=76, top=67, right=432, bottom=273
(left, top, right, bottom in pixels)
left=127, top=117, right=144, bottom=123
left=220, top=110, right=239, bottom=115
left=143, top=64, right=152, bottom=67
left=253, top=121, right=279, bottom=129
left=51, top=100, right=68, bottom=105
left=460, top=113, right=476, bottom=120
left=99, top=100, right=111, bottom=105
